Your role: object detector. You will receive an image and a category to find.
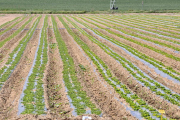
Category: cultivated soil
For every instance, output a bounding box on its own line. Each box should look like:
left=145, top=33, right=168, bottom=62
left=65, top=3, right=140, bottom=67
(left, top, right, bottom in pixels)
left=0, top=15, right=44, bottom=120
left=59, top=16, right=137, bottom=120
left=68, top=16, right=180, bottom=119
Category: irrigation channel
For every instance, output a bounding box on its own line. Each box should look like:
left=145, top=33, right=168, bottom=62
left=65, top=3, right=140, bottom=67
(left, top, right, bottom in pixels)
left=0, top=14, right=180, bottom=120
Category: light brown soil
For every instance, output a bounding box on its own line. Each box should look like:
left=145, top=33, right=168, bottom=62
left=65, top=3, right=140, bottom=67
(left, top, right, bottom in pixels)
left=104, top=15, right=178, bottom=33
left=40, top=16, right=51, bottom=119
left=82, top=16, right=180, bottom=58
left=108, top=26, right=180, bottom=57
left=0, top=16, right=32, bottom=42
left=119, top=17, right=180, bottom=35
left=67, top=16, right=180, bottom=119
left=13, top=114, right=105, bottom=120
left=109, top=28, right=180, bottom=59
left=80, top=17, right=180, bottom=73
left=0, top=15, right=44, bottom=120
left=58, top=16, right=137, bottom=120
left=0, top=14, right=22, bottom=26
left=1, top=14, right=180, bottom=120
left=106, top=28, right=180, bottom=71
left=82, top=27, right=180, bottom=94
left=90, top=15, right=180, bottom=41
left=113, top=13, right=180, bottom=16
left=44, top=15, right=72, bottom=119
left=13, top=15, right=137, bottom=120
left=146, top=16, right=180, bottom=28
left=113, top=29, right=180, bottom=58
left=94, top=15, right=180, bottom=45
left=0, top=16, right=37, bottom=69
left=0, top=16, right=22, bottom=33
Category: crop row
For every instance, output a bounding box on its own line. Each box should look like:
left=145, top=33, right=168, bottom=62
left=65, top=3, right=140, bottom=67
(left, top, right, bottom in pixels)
left=0, top=16, right=26, bottom=36
left=146, top=16, right=180, bottom=29
left=0, top=16, right=40, bottom=89
left=102, top=15, right=180, bottom=40
left=130, top=15, right=180, bottom=37
left=69, top=16, right=180, bottom=107
left=99, top=15, right=180, bottom=53
left=80, top=16, right=180, bottom=83
left=93, top=16, right=180, bottom=52
left=0, top=16, right=20, bottom=30
left=94, top=15, right=180, bottom=43
left=0, top=16, right=35, bottom=48
left=121, top=16, right=174, bottom=28
left=117, top=25, right=180, bottom=46
left=51, top=15, right=101, bottom=115
left=122, top=15, right=180, bottom=33
left=60, top=16, right=169, bottom=120
left=19, top=16, right=48, bottom=115
left=71, top=15, right=180, bottom=105
left=111, top=15, right=178, bottom=35
left=85, top=16, right=180, bottom=61
left=94, top=15, right=179, bottom=42
left=73, top=15, right=180, bottom=102
left=89, top=16, right=180, bottom=80
left=133, top=17, right=177, bottom=29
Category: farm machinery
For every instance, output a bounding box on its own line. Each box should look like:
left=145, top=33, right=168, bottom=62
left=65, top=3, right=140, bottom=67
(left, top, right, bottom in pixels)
left=110, top=0, right=118, bottom=10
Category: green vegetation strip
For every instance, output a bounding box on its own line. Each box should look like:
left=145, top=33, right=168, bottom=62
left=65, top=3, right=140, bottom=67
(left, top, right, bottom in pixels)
left=0, top=16, right=20, bottom=29
left=82, top=18, right=180, bottom=69
left=91, top=16, right=180, bottom=52
left=102, top=15, right=180, bottom=39
left=21, top=16, right=48, bottom=115
left=0, top=16, right=26, bottom=36
left=100, top=16, right=178, bottom=40
left=51, top=15, right=101, bottom=115
left=119, top=15, right=180, bottom=35
left=86, top=15, right=180, bottom=82
left=0, top=16, right=34, bottom=48
left=145, top=15, right=180, bottom=30
left=83, top=16, right=180, bottom=64
left=0, top=16, right=41, bottom=89
left=59, top=16, right=170, bottom=120
left=68, top=16, right=180, bottom=107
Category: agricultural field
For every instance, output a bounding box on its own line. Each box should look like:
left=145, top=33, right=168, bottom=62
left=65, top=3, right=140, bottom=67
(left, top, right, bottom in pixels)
left=0, top=0, right=180, bottom=11
left=0, top=14, right=180, bottom=120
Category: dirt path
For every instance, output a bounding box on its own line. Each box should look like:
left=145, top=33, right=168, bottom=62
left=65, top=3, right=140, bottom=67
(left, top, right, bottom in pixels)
left=0, top=15, right=45, bottom=120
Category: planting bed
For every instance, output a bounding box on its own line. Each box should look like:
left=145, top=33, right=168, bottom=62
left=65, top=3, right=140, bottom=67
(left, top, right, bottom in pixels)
left=0, top=14, right=180, bottom=120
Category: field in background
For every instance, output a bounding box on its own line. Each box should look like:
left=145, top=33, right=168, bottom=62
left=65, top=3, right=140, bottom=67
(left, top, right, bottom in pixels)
left=0, top=0, right=180, bottom=12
